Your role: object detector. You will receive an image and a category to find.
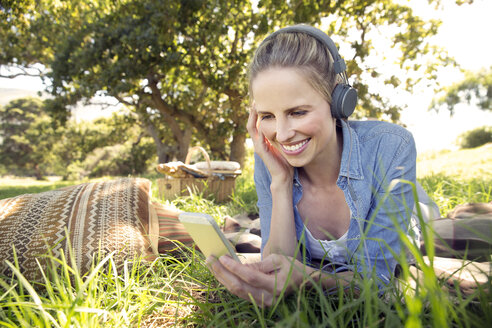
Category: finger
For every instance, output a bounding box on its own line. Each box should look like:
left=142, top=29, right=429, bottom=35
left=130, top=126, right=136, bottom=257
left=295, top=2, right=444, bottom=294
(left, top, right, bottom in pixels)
left=246, top=107, right=258, bottom=136
left=211, top=256, right=274, bottom=306
left=208, top=256, right=243, bottom=290
left=219, top=255, right=279, bottom=293
left=252, top=255, right=282, bottom=274
left=247, top=111, right=269, bottom=154
left=255, top=255, right=310, bottom=294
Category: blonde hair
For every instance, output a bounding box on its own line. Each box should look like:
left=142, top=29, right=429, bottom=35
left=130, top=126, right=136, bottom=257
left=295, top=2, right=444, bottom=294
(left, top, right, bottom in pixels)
left=249, top=32, right=343, bottom=104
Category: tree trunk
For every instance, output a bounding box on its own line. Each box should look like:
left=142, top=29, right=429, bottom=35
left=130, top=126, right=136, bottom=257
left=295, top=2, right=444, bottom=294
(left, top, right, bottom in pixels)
left=226, top=89, right=248, bottom=167
left=145, top=122, right=175, bottom=163
left=34, top=164, right=44, bottom=180
left=207, top=135, right=227, bottom=160
left=155, top=143, right=171, bottom=164
left=176, top=128, right=192, bottom=162
left=229, top=132, right=246, bottom=167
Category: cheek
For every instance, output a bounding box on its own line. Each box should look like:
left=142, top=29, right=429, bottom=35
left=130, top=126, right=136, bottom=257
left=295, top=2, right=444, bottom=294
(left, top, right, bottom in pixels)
left=258, top=121, right=275, bottom=139
left=297, top=119, right=322, bottom=134
left=301, top=115, right=334, bottom=135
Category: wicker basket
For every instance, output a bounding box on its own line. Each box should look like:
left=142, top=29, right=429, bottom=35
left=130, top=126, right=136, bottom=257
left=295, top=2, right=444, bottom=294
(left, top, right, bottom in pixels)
left=157, top=147, right=240, bottom=203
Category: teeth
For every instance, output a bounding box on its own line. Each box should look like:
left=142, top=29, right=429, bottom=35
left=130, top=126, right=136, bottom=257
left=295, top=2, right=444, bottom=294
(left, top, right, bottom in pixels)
left=283, top=139, right=309, bottom=152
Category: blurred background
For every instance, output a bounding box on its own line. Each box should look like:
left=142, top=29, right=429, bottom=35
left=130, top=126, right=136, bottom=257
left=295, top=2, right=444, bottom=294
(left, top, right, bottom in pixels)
left=1, top=0, right=491, bottom=181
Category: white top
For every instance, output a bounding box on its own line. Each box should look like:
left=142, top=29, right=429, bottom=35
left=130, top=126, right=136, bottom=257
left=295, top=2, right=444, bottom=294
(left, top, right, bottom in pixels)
left=304, top=225, right=349, bottom=264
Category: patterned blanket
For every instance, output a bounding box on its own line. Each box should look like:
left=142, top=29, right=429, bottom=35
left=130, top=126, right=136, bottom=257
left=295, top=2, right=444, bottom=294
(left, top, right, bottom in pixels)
left=0, top=178, right=158, bottom=280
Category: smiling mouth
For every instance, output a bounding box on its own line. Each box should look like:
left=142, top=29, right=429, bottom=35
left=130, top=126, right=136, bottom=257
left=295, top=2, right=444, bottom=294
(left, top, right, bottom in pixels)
left=281, top=139, right=310, bottom=152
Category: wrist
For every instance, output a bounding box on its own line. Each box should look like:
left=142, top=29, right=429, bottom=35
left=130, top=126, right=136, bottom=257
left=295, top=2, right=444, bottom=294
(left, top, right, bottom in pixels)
left=270, top=178, right=293, bottom=193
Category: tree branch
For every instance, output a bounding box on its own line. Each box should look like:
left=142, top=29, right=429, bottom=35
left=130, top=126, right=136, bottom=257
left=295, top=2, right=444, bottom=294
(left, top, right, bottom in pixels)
left=145, top=71, right=209, bottom=136
left=0, top=65, right=45, bottom=79
left=114, top=95, right=135, bottom=108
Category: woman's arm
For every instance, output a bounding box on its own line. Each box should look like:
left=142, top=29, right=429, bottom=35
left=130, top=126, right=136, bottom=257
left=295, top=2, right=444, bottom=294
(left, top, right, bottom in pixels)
left=262, top=179, right=300, bottom=259
left=247, top=109, right=299, bottom=259
left=360, top=132, right=417, bottom=287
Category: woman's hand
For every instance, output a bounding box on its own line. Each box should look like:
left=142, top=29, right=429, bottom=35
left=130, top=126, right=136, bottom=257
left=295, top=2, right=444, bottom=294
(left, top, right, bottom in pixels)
left=206, top=254, right=316, bottom=307
left=247, top=107, right=293, bottom=183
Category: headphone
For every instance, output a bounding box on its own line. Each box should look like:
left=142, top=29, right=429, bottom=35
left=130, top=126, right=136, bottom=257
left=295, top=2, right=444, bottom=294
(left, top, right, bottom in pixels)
left=261, top=25, right=357, bottom=119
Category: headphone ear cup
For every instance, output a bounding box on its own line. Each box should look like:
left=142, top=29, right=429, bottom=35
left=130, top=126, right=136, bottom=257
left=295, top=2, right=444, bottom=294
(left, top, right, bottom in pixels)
left=331, top=84, right=357, bottom=119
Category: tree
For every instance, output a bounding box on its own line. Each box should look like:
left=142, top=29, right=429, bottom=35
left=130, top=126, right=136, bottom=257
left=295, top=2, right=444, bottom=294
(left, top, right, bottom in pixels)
left=430, top=66, right=492, bottom=114
left=0, top=97, right=58, bottom=179
left=46, top=0, right=261, bottom=164
left=0, top=97, right=156, bottom=179
left=0, top=0, right=118, bottom=79
left=2, top=0, right=452, bottom=167
left=0, top=0, right=43, bottom=78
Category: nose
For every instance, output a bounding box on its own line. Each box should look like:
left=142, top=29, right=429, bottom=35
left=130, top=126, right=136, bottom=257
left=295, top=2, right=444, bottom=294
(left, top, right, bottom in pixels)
left=275, top=118, right=295, bottom=143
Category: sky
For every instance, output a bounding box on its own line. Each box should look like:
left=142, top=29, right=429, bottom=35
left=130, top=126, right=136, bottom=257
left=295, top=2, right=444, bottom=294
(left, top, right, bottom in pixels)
left=0, top=0, right=491, bottom=153
left=396, top=0, right=492, bottom=152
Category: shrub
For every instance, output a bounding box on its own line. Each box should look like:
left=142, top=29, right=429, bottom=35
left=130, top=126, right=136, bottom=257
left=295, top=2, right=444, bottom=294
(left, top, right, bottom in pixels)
left=0, top=164, right=6, bottom=176
left=458, top=126, right=492, bottom=149
left=64, top=138, right=156, bottom=180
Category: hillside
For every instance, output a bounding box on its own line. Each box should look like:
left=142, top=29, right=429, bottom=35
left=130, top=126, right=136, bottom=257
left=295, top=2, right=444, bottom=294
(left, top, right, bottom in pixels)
left=417, top=143, right=492, bottom=180
left=0, top=88, right=46, bottom=106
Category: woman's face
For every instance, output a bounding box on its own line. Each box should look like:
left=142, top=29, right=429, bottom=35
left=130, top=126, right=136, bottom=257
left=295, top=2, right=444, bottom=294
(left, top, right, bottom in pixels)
left=252, top=67, right=338, bottom=168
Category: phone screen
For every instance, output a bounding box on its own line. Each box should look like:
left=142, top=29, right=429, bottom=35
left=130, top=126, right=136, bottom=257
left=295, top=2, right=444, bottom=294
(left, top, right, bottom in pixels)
left=179, top=212, right=240, bottom=261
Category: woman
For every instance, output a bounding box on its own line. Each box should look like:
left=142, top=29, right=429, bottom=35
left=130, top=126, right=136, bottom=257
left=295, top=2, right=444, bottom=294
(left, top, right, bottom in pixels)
left=207, top=24, right=423, bottom=307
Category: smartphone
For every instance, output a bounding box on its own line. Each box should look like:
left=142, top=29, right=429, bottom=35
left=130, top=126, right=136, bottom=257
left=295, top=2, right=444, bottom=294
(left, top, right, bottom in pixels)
left=178, top=212, right=240, bottom=262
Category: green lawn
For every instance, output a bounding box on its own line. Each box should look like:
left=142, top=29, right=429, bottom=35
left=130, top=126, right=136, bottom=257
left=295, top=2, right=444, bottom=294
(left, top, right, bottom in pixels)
left=417, top=143, right=492, bottom=181
left=0, top=145, right=491, bottom=327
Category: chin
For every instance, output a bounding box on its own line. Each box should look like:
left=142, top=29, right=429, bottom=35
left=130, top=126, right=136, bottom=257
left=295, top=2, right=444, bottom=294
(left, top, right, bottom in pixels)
left=285, top=157, right=310, bottom=168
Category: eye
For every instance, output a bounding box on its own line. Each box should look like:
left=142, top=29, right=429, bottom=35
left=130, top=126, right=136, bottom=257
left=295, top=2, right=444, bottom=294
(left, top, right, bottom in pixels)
left=290, top=110, right=307, bottom=117
left=260, top=113, right=274, bottom=121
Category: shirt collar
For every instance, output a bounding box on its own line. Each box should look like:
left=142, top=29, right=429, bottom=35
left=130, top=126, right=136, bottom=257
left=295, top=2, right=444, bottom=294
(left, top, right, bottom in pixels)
left=339, top=120, right=364, bottom=180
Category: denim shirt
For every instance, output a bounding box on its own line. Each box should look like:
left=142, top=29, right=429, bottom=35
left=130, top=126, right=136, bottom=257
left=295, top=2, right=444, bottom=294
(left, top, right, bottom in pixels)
left=254, top=119, right=417, bottom=287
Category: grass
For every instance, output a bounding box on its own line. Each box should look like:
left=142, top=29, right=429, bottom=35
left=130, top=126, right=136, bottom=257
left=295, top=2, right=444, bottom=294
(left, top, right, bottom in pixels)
left=417, top=143, right=492, bottom=181
left=0, top=176, right=76, bottom=199
left=0, top=145, right=491, bottom=327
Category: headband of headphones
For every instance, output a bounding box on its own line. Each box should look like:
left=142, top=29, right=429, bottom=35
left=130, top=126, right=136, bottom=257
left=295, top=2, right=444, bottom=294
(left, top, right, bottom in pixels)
left=260, top=24, right=357, bottom=119
left=263, top=24, right=347, bottom=75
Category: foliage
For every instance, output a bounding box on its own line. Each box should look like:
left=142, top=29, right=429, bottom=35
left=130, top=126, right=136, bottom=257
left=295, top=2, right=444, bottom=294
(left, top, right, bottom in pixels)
left=431, top=66, right=492, bottom=113
left=419, top=173, right=491, bottom=216
left=225, top=145, right=259, bottom=215
left=0, top=245, right=212, bottom=327
left=0, top=163, right=6, bottom=176
left=43, top=0, right=261, bottom=164
left=457, top=126, right=492, bottom=149
left=0, top=147, right=491, bottom=326
left=54, top=113, right=156, bottom=179
left=0, top=0, right=46, bottom=77
left=0, top=97, right=156, bottom=179
left=1, top=0, right=453, bottom=165
left=0, top=97, right=58, bottom=179
left=0, top=172, right=491, bottom=326
left=65, top=139, right=155, bottom=180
